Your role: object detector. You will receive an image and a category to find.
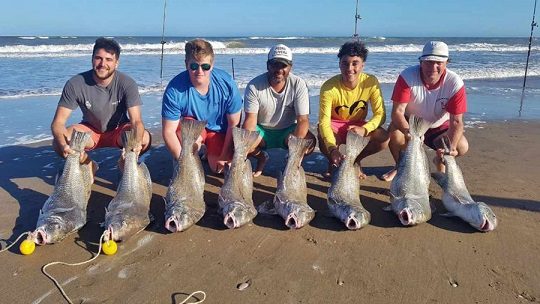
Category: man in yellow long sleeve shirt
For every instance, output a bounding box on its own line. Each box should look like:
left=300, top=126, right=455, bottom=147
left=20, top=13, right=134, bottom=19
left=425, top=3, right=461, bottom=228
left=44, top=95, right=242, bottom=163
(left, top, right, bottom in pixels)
left=318, top=41, right=389, bottom=178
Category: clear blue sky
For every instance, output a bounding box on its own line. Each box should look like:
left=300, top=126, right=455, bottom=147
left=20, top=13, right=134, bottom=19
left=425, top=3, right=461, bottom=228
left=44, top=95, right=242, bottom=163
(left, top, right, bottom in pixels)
left=0, top=0, right=536, bottom=37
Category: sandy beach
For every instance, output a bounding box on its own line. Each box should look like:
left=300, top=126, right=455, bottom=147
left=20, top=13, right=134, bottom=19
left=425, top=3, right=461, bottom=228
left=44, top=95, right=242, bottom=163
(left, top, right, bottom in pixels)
left=1, top=120, right=539, bottom=304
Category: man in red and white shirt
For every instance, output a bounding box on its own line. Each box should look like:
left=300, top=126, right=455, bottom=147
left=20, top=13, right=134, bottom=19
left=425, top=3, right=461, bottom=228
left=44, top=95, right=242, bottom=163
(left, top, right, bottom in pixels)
left=382, top=41, right=469, bottom=181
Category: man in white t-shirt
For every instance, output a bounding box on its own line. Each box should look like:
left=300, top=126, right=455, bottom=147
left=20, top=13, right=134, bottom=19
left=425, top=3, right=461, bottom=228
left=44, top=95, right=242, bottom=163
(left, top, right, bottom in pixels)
left=243, top=44, right=315, bottom=176
left=382, top=41, right=469, bottom=181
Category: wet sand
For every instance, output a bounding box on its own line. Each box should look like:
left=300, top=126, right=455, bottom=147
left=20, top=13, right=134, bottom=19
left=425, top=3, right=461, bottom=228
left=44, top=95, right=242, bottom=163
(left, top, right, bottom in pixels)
left=1, top=120, right=539, bottom=304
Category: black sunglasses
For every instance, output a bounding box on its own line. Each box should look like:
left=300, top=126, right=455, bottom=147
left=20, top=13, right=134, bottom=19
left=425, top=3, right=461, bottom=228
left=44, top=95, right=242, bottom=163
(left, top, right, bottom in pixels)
left=189, top=62, right=212, bottom=71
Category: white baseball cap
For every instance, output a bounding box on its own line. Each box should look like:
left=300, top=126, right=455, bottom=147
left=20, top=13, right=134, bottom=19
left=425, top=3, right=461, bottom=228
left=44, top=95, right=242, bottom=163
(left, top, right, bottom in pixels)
left=419, top=41, right=449, bottom=62
left=268, top=44, right=293, bottom=65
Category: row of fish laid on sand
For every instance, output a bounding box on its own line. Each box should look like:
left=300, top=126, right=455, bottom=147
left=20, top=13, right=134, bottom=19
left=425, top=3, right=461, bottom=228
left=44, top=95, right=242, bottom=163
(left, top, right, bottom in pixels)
left=30, top=116, right=498, bottom=247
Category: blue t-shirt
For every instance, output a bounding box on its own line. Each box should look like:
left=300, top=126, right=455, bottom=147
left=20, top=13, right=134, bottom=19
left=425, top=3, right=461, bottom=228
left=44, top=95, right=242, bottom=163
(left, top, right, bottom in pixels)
left=162, top=68, right=243, bottom=133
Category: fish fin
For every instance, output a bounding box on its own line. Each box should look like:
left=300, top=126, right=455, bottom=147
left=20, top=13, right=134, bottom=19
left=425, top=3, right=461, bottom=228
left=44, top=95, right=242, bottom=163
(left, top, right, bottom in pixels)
left=69, top=130, right=91, bottom=152
left=408, top=115, right=432, bottom=137
left=257, top=200, right=277, bottom=215
left=287, top=134, right=313, bottom=159
left=50, top=207, right=76, bottom=214
left=180, top=118, right=206, bottom=148
left=232, top=127, right=260, bottom=157
left=344, top=131, right=370, bottom=159
left=148, top=212, right=155, bottom=222
left=121, top=129, right=139, bottom=151
left=383, top=204, right=393, bottom=212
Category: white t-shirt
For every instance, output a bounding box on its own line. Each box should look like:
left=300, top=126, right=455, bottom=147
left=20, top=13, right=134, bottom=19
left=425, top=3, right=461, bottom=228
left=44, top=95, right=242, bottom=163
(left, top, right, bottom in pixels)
left=244, top=72, right=309, bottom=130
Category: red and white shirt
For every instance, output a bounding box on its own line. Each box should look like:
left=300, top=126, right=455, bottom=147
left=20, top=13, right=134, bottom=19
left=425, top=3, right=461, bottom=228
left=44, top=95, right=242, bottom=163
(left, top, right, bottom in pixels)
left=391, top=65, right=467, bottom=128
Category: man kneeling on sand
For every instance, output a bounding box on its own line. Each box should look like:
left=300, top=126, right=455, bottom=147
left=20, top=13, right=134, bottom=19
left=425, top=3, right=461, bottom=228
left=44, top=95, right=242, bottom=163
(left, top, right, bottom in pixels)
left=381, top=41, right=469, bottom=181
left=243, top=44, right=316, bottom=176
left=51, top=37, right=151, bottom=179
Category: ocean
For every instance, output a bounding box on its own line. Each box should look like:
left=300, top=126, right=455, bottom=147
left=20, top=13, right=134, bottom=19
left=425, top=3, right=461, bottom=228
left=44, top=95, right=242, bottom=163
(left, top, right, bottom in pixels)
left=0, top=36, right=539, bottom=147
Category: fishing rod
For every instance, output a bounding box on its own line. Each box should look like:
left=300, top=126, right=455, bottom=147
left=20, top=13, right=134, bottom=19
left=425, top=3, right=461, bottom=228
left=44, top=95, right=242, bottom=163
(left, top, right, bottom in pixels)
left=519, top=0, right=538, bottom=117
left=160, top=0, right=168, bottom=88
left=352, top=0, right=361, bottom=41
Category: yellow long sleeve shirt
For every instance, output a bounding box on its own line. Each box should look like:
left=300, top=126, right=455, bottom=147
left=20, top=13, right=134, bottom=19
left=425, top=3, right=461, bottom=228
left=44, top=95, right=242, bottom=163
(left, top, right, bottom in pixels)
left=318, top=73, right=386, bottom=151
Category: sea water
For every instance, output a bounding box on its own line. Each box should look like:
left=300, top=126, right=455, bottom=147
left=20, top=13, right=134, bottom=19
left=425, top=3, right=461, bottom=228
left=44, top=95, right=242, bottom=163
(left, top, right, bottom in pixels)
left=0, top=36, right=538, bottom=147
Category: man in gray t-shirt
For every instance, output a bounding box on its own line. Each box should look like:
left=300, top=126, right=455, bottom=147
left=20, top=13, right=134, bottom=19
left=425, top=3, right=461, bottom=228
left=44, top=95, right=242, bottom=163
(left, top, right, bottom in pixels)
left=51, top=37, right=151, bottom=178
left=243, top=44, right=315, bottom=177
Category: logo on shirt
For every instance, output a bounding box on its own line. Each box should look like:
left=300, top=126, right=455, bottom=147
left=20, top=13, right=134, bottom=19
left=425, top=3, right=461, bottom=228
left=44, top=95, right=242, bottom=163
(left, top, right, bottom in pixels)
left=111, top=100, right=119, bottom=106
left=334, top=100, right=367, bottom=118
left=84, top=100, right=92, bottom=109
left=434, top=97, right=449, bottom=116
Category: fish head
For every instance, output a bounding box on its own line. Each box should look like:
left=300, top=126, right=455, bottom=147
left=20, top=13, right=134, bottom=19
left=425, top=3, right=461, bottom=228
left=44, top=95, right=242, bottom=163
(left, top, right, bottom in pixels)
left=396, top=198, right=430, bottom=226
left=105, top=212, right=147, bottom=242
left=222, top=202, right=255, bottom=229
left=34, top=216, right=67, bottom=245
left=283, top=204, right=315, bottom=229
left=164, top=204, right=201, bottom=233
left=344, top=207, right=371, bottom=230
left=465, top=202, right=498, bottom=232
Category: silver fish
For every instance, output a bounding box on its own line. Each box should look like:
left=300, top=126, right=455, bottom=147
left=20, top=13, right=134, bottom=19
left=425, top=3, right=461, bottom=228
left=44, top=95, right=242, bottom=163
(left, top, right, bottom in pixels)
left=270, top=135, right=315, bottom=229
left=387, top=115, right=432, bottom=226
left=327, top=131, right=371, bottom=230
left=104, top=130, right=152, bottom=242
left=164, top=119, right=206, bottom=232
left=33, top=130, right=93, bottom=245
left=218, top=127, right=259, bottom=229
left=432, top=137, right=497, bottom=232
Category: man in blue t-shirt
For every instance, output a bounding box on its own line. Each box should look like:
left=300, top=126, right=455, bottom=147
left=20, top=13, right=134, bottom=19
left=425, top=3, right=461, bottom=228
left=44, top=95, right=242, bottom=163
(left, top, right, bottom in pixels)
left=162, top=39, right=242, bottom=173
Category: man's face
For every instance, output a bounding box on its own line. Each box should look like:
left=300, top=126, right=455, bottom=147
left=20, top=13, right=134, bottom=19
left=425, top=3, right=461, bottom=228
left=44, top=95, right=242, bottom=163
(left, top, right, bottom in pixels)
left=420, top=60, right=447, bottom=85
left=339, top=55, right=364, bottom=84
left=92, top=48, right=118, bottom=81
left=186, top=55, right=213, bottom=86
left=267, top=60, right=291, bottom=86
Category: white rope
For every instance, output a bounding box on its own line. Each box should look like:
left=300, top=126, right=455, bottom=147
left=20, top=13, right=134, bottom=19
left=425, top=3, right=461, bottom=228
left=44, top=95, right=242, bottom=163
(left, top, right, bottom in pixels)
left=0, top=231, right=31, bottom=253
left=41, top=232, right=107, bottom=304
left=176, top=290, right=206, bottom=304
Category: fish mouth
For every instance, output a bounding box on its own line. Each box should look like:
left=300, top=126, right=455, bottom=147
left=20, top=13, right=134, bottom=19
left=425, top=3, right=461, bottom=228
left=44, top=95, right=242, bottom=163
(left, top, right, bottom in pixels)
left=399, top=209, right=413, bottom=226
left=165, top=217, right=180, bottom=233
left=33, top=229, right=48, bottom=245
left=479, top=219, right=495, bottom=232
left=224, top=213, right=238, bottom=229
left=346, top=216, right=361, bottom=230
left=285, top=214, right=300, bottom=229
left=105, top=226, right=116, bottom=242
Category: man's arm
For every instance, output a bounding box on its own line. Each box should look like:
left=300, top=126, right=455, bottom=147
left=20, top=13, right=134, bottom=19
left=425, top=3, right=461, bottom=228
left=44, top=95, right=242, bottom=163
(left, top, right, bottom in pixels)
left=127, top=105, right=145, bottom=153
left=51, top=106, right=74, bottom=157
left=162, top=119, right=181, bottom=159
left=391, top=101, right=409, bottom=134
left=294, top=114, right=310, bottom=138
left=445, top=113, right=464, bottom=156
left=243, top=112, right=258, bottom=131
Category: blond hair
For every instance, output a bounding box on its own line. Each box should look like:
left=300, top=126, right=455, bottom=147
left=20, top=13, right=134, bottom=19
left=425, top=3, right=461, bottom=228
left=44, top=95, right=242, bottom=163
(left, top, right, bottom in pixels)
left=185, top=39, right=214, bottom=62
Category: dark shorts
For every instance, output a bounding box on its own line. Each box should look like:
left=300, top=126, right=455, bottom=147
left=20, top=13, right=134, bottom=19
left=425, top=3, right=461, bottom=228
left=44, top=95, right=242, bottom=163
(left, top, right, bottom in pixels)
left=424, top=121, right=450, bottom=150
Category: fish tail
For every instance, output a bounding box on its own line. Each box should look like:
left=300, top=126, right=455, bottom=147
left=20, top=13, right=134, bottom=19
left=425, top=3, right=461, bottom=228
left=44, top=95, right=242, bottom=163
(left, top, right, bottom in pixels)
left=287, top=135, right=313, bottom=162
left=121, top=130, right=139, bottom=151
left=344, top=131, right=370, bottom=160
left=232, top=127, right=259, bottom=157
left=69, top=130, right=91, bottom=152
left=181, top=119, right=206, bottom=148
left=408, top=115, right=432, bottom=137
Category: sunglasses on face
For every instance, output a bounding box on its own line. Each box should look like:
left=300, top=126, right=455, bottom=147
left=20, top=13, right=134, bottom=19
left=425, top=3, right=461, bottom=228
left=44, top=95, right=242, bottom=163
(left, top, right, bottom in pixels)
left=189, top=62, right=212, bottom=71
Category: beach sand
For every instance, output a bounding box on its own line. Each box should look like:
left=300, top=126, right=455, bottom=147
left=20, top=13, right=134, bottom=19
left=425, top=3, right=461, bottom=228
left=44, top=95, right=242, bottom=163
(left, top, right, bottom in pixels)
left=1, top=120, right=539, bottom=304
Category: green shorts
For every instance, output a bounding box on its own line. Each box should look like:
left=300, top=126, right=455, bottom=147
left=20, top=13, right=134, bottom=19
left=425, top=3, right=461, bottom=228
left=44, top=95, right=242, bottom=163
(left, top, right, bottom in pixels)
left=256, top=124, right=297, bottom=150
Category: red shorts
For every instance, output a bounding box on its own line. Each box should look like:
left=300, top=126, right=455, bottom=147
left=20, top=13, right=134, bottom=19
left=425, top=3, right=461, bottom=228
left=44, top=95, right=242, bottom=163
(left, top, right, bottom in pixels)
left=330, top=119, right=366, bottom=145
left=72, top=123, right=132, bottom=150
left=177, top=118, right=225, bottom=157
left=424, top=121, right=450, bottom=150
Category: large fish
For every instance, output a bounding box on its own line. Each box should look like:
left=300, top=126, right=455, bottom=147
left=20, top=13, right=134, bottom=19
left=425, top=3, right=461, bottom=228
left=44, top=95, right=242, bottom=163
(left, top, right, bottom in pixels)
left=33, top=130, right=93, bottom=245
left=386, top=115, right=433, bottom=226
left=432, top=137, right=497, bottom=232
left=327, top=131, right=371, bottom=230
left=103, top=130, right=152, bottom=242
left=164, top=119, right=206, bottom=232
left=218, top=127, right=259, bottom=229
left=261, top=135, right=315, bottom=229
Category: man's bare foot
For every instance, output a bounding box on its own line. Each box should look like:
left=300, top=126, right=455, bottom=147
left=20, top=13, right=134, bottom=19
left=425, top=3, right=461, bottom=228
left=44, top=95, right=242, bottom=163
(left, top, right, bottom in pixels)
left=253, top=150, right=269, bottom=177
left=381, top=168, right=397, bottom=182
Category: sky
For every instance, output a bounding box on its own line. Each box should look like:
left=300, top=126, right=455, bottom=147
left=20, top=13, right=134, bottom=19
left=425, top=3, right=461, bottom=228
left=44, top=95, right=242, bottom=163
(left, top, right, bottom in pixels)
left=0, top=0, right=537, bottom=37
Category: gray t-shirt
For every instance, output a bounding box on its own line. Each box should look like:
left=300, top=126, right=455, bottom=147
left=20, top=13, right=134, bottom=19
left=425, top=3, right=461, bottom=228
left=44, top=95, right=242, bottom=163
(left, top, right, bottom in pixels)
left=58, top=70, right=142, bottom=133
left=244, top=72, right=309, bottom=130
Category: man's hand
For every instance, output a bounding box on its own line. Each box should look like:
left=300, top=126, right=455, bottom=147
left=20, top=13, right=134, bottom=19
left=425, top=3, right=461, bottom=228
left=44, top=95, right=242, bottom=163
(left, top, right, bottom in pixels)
left=61, top=144, right=75, bottom=158
left=215, top=159, right=228, bottom=174
left=329, top=147, right=345, bottom=167
left=347, top=125, right=368, bottom=137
